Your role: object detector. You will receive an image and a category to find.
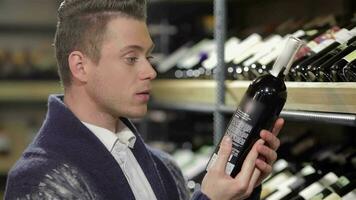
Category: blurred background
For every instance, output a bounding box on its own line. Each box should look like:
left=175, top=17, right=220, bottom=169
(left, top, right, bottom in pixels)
left=1, top=0, right=356, bottom=199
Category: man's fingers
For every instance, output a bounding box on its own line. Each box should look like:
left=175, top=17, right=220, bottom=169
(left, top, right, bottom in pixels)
left=272, top=118, right=284, bottom=136
left=260, top=130, right=280, bottom=151
left=257, top=144, right=277, bottom=164
left=256, top=157, right=273, bottom=174
left=234, top=140, right=262, bottom=184
left=214, top=136, right=232, bottom=172
left=249, top=168, right=261, bottom=189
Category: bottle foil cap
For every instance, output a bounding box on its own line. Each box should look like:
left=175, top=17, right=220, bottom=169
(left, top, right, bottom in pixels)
left=270, top=36, right=304, bottom=77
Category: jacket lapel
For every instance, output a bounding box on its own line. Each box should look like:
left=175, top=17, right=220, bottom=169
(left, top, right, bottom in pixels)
left=39, top=95, right=136, bottom=200
left=121, top=118, right=169, bottom=200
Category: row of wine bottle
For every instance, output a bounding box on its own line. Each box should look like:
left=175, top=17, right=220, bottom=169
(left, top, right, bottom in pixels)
left=0, top=47, right=58, bottom=80
left=260, top=129, right=356, bottom=200
left=157, top=20, right=356, bottom=82
left=174, top=126, right=356, bottom=200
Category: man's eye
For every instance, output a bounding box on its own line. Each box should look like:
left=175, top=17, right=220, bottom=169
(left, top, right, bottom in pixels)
left=126, top=57, right=138, bottom=64
left=147, top=56, right=155, bottom=64
left=147, top=56, right=154, bottom=61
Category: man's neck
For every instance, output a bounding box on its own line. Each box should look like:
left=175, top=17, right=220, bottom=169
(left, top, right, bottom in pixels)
left=63, top=88, right=123, bottom=133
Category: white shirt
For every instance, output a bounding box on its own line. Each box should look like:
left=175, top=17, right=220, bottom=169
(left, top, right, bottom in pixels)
left=82, top=121, right=157, bottom=200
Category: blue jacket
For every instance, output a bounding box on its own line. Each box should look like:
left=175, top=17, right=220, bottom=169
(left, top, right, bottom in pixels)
left=5, top=95, right=260, bottom=200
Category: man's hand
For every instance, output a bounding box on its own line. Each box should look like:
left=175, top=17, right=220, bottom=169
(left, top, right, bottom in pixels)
left=254, top=118, right=284, bottom=185
left=201, top=118, right=284, bottom=200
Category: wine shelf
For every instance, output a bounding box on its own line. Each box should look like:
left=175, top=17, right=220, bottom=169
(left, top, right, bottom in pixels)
left=151, top=79, right=356, bottom=115
left=0, top=81, right=62, bottom=103
left=0, top=80, right=355, bottom=126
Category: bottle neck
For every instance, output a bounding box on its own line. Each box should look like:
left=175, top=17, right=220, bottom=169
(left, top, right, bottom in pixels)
left=276, top=67, right=287, bottom=79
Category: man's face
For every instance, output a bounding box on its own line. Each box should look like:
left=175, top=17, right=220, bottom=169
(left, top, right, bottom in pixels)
left=85, top=17, right=156, bottom=119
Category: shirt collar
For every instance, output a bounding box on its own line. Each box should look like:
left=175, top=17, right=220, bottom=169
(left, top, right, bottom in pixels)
left=81, top=121, right=136, bottom=151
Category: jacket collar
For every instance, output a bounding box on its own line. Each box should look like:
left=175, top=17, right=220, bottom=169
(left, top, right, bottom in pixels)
left=35, top=94, right=169, bottom=200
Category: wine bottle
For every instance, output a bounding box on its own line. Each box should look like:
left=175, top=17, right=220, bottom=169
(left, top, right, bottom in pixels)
left=317, top=39, right=356, bottom=82
left=157, top=42, right=194, bottom=76
left=290, top=26, right=341, bottom=81
left=228, top=55, right=253, bottom=80
left=261, top=165, right=295, bottom=199
left=206, top=36, right=303, bottom=178
left=264, top=165, right=324, bottom=200
left=290, top=172, right=339, bottom=200
left=241, top=35, right=283, bottom=79
left=329, top=50, right=356, bottom=81
left=309, top=173, right=356, bottom=200
left=295, top=28, right=354, bottom=81
left=201, top=34, right=262, bottom=80
left=231, top=33, right=263, bottom=66
left=202, top=37, right=241, bottom=71
left=172, top=39, right=215, bottom=79
left=307, top=27, right=356, bottom=81
left=342, top=59, right=356, bottom=81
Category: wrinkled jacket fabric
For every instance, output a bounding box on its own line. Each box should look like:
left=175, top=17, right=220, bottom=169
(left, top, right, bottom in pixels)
left=5, top=95, right=260, bottom=200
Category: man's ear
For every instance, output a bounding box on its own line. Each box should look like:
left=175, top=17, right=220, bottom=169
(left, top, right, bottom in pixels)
left=68, top=51, right=89, bottom=83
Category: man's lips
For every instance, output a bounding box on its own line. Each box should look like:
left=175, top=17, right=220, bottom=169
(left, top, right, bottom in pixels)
left=135, top=90, right=150, bottom=102
left=136, top=90, right=150, bottom=95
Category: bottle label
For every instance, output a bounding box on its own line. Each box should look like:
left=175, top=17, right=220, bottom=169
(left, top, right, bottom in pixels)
left=206, top=97, right=265, bottom=176
left=333, top=176, right=350, bottom=189
left=344, top=50, right=356, bottom=63
left=300, top=182, right=324, bottom=199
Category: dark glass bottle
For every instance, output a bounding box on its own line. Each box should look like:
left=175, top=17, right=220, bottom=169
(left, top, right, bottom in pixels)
left=343, top=59, right=356, bottom=81
left=297, top=28, right=354, bottom=81
left=329, top=50, right=356, bottom=81
left=291, top=26, right=341, bottom=81
left=316, top=40, right=356, bottom=82
left=308, top=172, right=356, bottom=200
left=206, top=36, right=303, bottom=178
left=307, top=35, right=356, bottom=81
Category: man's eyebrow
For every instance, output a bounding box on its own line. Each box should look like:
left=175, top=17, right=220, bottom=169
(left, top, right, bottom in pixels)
left=120, top=44, right=155, bottom=54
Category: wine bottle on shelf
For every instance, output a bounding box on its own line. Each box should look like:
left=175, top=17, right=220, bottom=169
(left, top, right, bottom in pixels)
left=342, top=59, right=356, bottom=81
left=241, top=30, right=308, bottom=81
left=309, top=173, right=356, bottom=200
left=201, top=37, right=240, bottom=73
left=205, top=36, right=303, bottom=178
left=290, top=172, right=339, bottom=200
left=156, top=41, right=194, bottom=76
left=173, top=39, right=215, bottom=79
left=329, top=50, right=356, bottom=81
left=307, top=28, right=356, bottom=81
left=243, top=29, right=308, bottom=81
left=225, top=34, right=263, bottom=80
left=227, top=56, right=253, bottom=80
left=294, top=28, right=355, bottom=81
left=263, top=165, right=325, bottom=200
left=261, top=161, right=297, bottom=199
left=316, top=39, right=356, bottom=82
left=277, top=142, right=355, bottom=200
left=299, top=24, right=331, bottom=42
left=263, top=144, right=349, bottom=200
left=207, top=34, right=263, bottom=80
left=290, top=26, right=341, bottom=81
left=241, top=35, right=283, bottom=79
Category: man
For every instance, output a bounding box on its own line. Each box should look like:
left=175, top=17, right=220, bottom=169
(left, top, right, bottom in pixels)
left=5, top=0, right=283, bottom=199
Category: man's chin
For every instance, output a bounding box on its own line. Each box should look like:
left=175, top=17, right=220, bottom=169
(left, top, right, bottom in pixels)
left=125, top=109, right=147, bottom=119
